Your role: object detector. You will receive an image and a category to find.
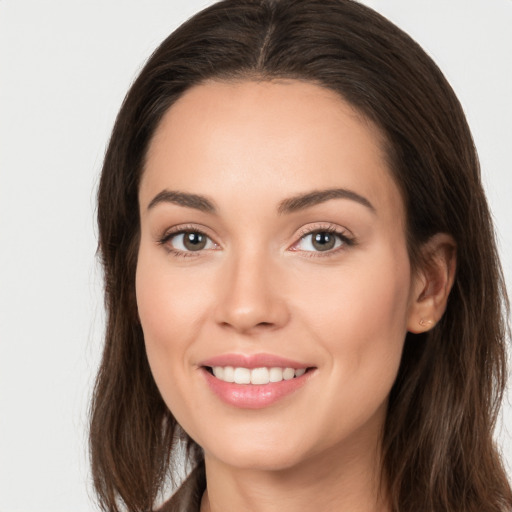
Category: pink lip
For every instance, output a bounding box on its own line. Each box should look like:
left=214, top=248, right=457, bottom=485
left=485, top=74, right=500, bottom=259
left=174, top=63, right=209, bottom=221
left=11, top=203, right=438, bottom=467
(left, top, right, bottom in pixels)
left=201, top=369, right=314, bottom=409
left=199, top=353, right=311, bottom=369
left=198, top=353, right=316, bottom=409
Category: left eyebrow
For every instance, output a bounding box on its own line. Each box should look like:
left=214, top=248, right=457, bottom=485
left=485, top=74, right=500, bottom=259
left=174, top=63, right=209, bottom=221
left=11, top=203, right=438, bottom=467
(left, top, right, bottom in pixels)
left=278, top=188, right=376, bottom=214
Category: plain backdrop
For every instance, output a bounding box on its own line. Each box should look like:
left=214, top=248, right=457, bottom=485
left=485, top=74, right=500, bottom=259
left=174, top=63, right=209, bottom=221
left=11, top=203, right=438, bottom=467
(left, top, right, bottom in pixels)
left=1, top=1, right=511, bottom=510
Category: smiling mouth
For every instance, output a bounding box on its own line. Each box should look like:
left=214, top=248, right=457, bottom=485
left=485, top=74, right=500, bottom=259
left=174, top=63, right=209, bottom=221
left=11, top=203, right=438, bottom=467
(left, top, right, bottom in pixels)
left=204, top=366, right=313, bottom=385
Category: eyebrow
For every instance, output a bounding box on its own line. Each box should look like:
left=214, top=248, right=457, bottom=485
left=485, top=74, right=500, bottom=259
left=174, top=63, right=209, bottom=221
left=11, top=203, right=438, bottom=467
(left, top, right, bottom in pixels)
left=278, top=188, right=376, bottom=214
left=147, top=190, right=216, bottom=213
left=147, top=187, right=375, bottom=215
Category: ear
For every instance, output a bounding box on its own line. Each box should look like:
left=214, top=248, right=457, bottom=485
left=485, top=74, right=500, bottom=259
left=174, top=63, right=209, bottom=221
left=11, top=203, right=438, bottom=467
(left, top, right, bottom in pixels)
left=407, top=233, right=457, bottom=334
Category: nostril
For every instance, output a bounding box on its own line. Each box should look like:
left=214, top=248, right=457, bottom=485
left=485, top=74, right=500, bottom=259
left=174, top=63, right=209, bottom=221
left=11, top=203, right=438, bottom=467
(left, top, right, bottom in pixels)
left=214, top=292, right=291, bottom=334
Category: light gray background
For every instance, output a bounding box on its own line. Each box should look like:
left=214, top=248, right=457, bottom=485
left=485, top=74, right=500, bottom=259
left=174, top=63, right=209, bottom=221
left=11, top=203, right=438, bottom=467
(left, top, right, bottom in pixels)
left=1, top=1, right=511, bottom=511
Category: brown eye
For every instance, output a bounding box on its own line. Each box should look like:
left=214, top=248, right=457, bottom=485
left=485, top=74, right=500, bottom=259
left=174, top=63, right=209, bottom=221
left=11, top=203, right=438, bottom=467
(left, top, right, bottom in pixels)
left=311, top=231, right=336, bottom=251
left=294, top=229, right=349, bottom=253
left=166, top=231, right=216, bottom=252
left=183, top=231, right=207, bottom=251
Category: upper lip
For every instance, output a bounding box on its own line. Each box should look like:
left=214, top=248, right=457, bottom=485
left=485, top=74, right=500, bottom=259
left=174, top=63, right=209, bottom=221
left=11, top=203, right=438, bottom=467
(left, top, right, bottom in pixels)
left=199, top=353, right=312, bottom=369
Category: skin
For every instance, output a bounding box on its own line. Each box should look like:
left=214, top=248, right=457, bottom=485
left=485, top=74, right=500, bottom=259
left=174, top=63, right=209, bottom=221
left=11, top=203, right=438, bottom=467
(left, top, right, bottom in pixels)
left=136, top=80, right=455, bottom=512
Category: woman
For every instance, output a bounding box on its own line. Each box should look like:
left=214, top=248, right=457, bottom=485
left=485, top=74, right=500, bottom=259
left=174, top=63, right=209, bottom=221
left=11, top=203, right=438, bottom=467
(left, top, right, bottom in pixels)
left=89, top=0, right=512, bottom=511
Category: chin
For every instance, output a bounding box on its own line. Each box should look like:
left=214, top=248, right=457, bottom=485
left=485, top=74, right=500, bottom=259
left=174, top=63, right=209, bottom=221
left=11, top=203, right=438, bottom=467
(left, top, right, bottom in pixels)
left=196, top=424, right=316, bottom=472
left=207, top=443, right=308, bottom=472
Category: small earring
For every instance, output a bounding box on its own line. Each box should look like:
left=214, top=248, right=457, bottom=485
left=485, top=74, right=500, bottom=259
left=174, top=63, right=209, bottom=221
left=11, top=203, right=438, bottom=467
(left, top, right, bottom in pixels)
left=419, top=318, right=433, bottom=327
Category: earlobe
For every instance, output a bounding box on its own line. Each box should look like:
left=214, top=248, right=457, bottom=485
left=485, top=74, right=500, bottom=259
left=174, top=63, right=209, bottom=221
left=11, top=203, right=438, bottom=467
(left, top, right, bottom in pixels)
left=407, top=233, right=457, bottom=334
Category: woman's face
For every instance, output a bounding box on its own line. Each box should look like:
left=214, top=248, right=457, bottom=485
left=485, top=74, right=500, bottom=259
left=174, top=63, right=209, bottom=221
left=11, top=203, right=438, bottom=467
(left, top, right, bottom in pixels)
left=136, top=80, right=422, bottom=471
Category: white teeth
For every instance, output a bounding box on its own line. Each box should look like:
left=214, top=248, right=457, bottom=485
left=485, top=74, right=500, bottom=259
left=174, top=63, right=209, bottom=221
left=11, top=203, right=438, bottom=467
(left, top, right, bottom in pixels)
left=269, top=367, right=283, bottom=382
left=210, top=366, right=308, bottom=384
left=251, top=367, right=270, bottom=385
left=234, top=367, right=251, bottom=384
left=223, top=366, right=235, bottom=382
left=212, top=366, right=224, bottom=379
left=283, top=367, right=295, bottom=380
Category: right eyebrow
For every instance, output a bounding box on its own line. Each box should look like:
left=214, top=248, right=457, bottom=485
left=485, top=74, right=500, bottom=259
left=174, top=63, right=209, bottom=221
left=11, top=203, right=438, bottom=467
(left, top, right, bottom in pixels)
left=147, top=189, right=216, bottom=213
left=277, top=187, right=376, bottom=214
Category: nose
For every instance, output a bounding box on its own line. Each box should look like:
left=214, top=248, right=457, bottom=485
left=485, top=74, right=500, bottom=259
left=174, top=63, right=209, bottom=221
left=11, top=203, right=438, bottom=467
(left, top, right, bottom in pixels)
left=214, top=250, right=290, bottom=334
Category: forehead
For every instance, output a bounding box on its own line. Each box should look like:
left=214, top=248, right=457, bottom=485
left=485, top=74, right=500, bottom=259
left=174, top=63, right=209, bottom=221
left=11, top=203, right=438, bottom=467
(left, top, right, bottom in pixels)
left=141, top=79, right=404, bottom=225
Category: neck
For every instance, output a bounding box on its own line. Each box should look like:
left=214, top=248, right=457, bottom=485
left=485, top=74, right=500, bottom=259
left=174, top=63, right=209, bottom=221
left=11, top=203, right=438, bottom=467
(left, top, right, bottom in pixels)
left=200, top=437, right=390, bottom=512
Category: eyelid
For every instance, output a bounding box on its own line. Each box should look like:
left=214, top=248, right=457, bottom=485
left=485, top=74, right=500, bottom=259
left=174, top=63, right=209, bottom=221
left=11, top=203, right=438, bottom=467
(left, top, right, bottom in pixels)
left=156, top=222, right=354, bottom=257
left=289, top=222, right=355, bottom=254
left=157, top=224, right=221, bottom=253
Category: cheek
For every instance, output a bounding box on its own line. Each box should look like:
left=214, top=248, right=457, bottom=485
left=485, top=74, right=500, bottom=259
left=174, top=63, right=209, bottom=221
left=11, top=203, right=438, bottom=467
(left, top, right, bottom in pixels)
left=298, top=250, right=410, bottom=339
left=134, top=248, right=208, bottom=408
left=296, top=253, right=411, bottom=447
left=135, top=248, right=208, bottom=350
left=297, top=245, right=412, bottom=399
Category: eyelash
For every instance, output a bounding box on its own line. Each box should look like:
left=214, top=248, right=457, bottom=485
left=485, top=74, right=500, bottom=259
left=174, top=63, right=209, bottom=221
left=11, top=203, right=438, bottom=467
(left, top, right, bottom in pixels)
left=158, top=225, right=217, bottom=258
left=291, top=224, right=355, bottom=258
left=157, top=223, right=355, bottom=259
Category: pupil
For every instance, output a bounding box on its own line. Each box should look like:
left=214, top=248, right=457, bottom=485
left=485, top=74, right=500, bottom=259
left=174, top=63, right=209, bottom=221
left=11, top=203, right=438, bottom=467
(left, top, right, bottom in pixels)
left=312, top=232, right=335, bottom=251
left=184, top=232, right=206, bottom=250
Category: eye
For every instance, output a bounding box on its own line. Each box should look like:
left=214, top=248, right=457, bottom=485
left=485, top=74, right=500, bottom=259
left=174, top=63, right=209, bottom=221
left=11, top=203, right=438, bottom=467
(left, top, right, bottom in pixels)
left=294, top=229, right=351, bottom=253
left=164, top=230, right=217, bottom=252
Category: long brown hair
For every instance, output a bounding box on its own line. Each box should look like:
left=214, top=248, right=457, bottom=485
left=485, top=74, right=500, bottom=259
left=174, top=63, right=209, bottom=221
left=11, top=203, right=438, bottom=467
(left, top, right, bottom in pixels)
left=90, top=1, right=512, bottom=510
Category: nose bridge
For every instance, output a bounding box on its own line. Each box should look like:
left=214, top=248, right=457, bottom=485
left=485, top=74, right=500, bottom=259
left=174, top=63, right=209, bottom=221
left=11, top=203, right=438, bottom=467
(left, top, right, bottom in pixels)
left=214, top=241, right=289, bottom=333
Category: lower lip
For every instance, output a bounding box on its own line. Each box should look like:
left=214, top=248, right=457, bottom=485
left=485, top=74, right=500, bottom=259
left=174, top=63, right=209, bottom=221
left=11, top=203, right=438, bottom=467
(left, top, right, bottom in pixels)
left=201, top=368, right=314, bottom=409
